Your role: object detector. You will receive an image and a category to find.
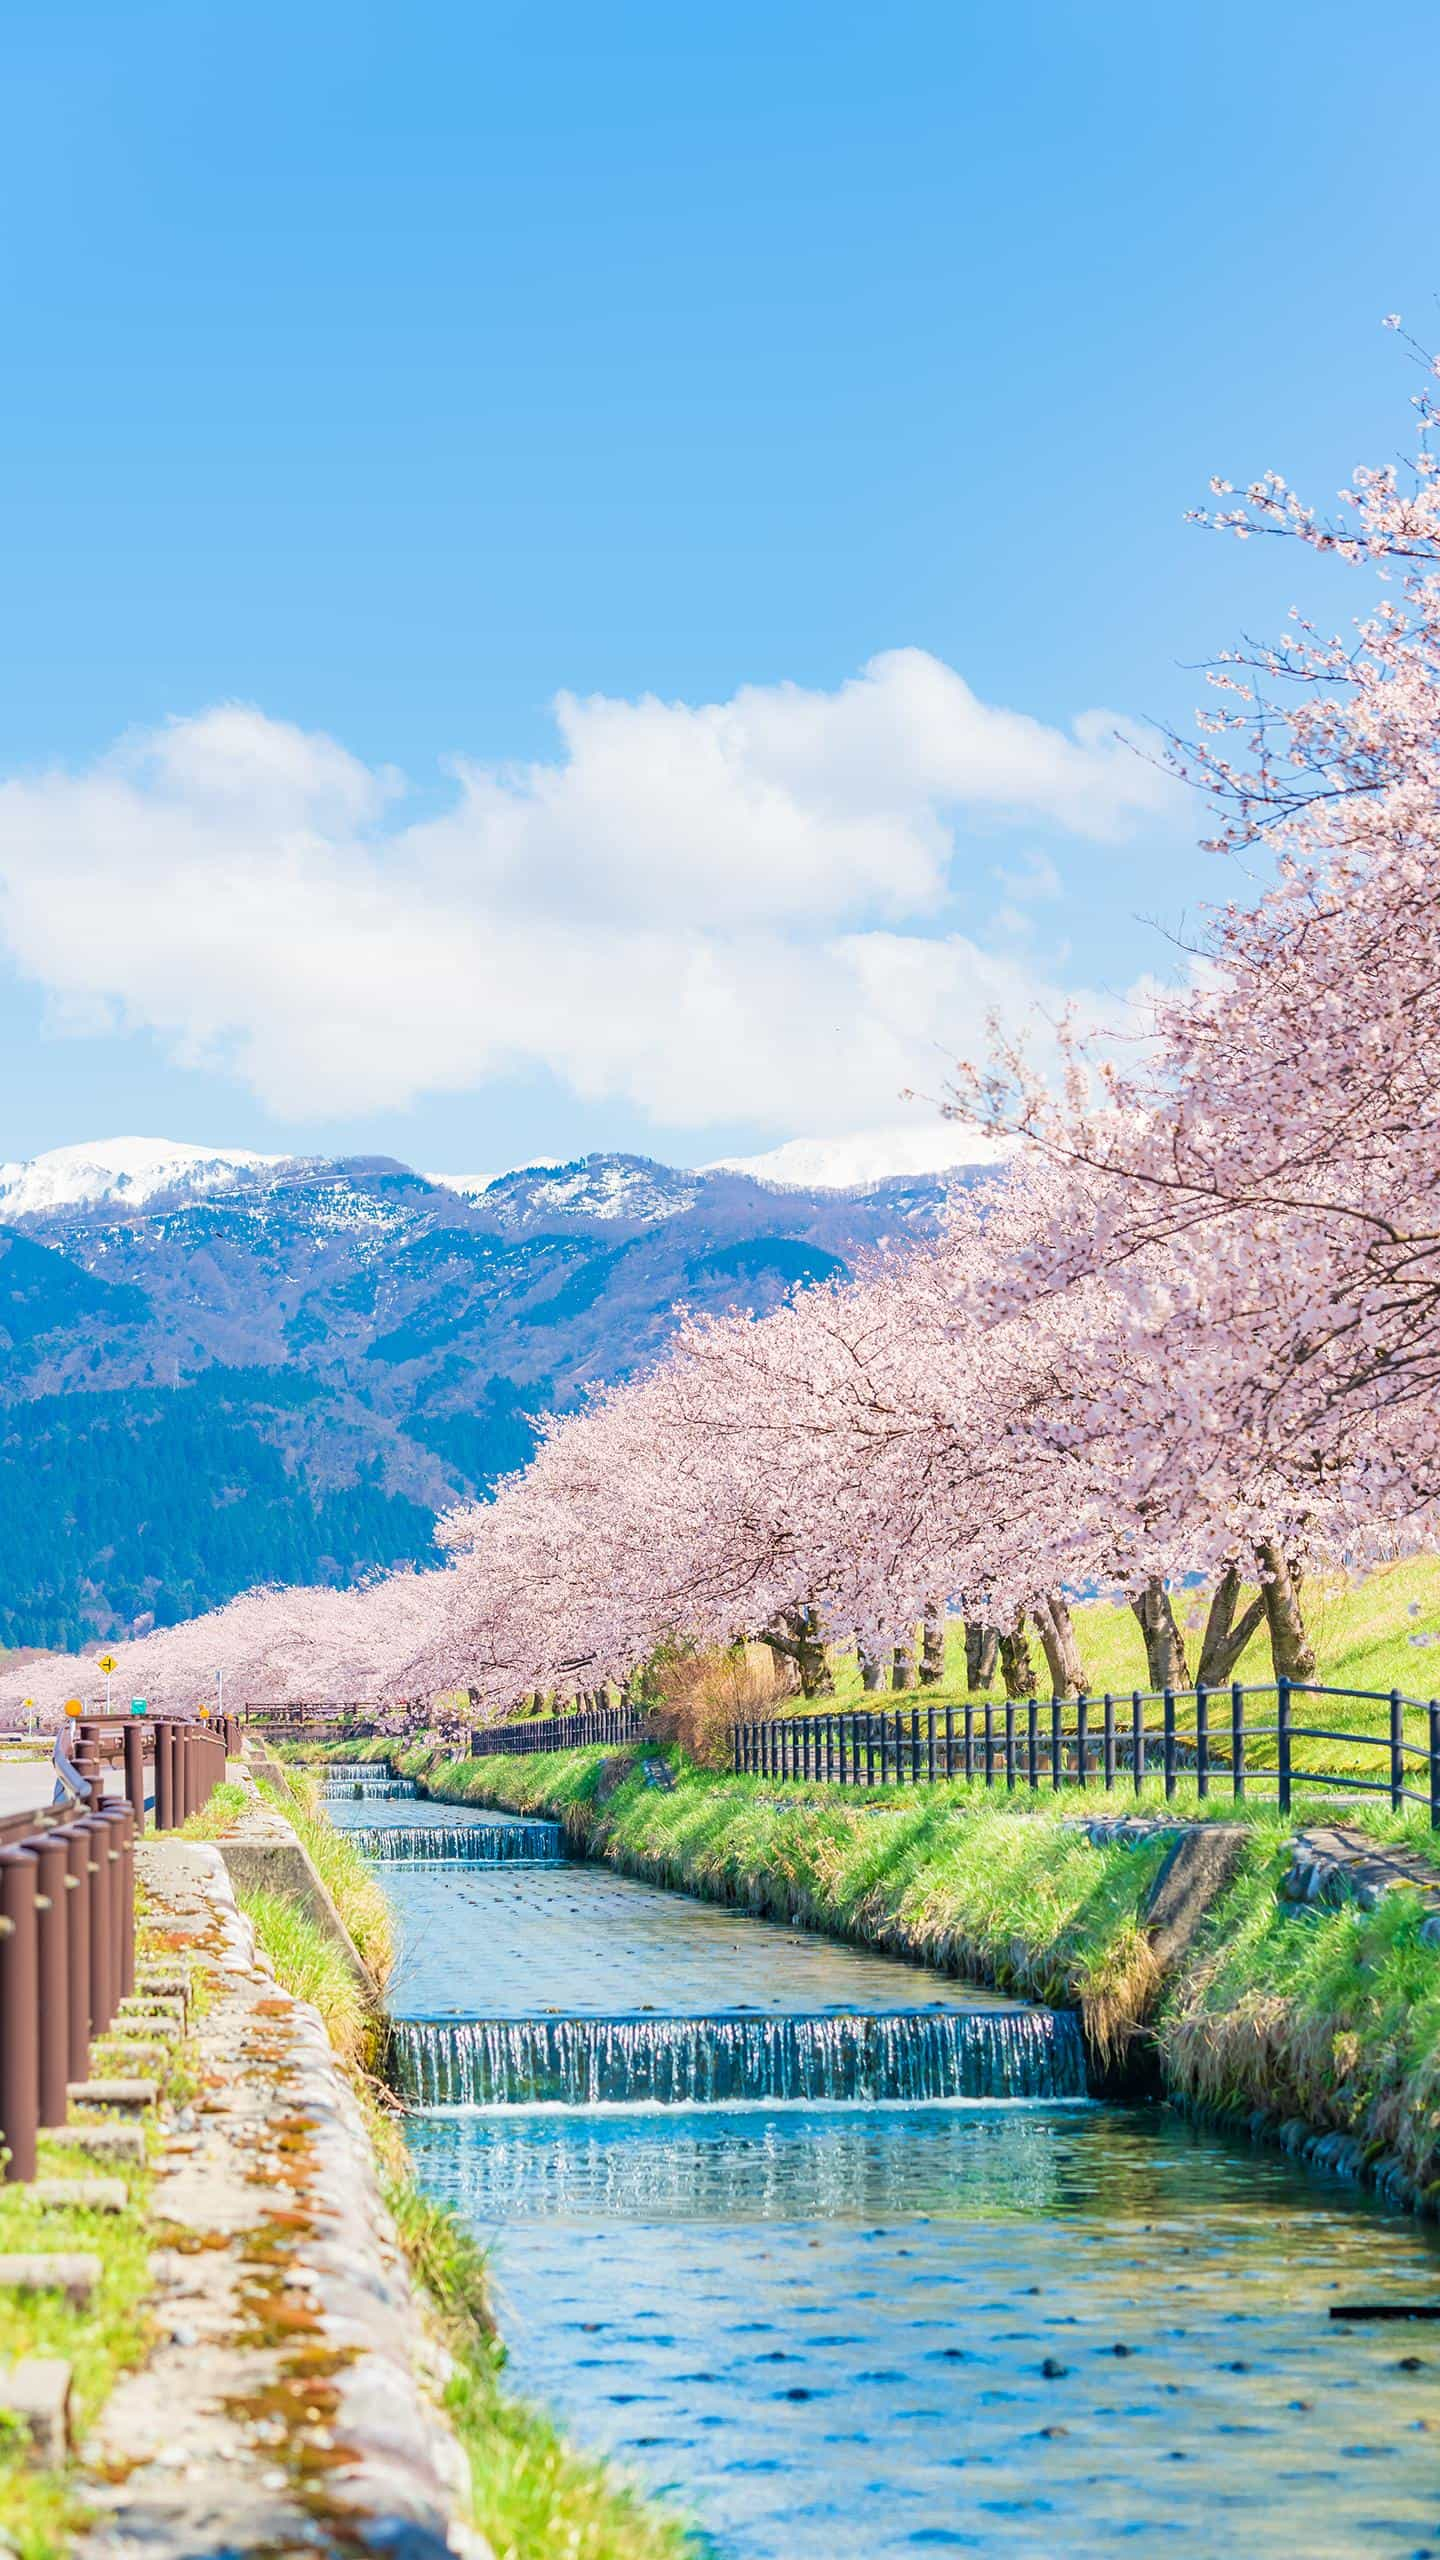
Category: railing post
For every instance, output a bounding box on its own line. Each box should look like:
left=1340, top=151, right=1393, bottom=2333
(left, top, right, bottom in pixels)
left=61, top=1825, right=91, bottom=2082
left=155, top=1720, right=174, bottom=1832
left=1390, top=1688, right=1405, bottom=1813
left=1004, top=1702, right=1016, bottom=1791
left=1163, top=1687, right=1176, bottom=1801
left=927, top=1703, right=936, bottom=1784
left=1076, top=1692, right=1088, bottom=1790
left=1195, top=1683, right=1209, bottom=1800
left=963, top=1702, right=974, bottom=1783
left=1027, top=1698, right=1039, bottom=1790
left=983, top=1702, right=994, bottom=1788
left=83, top=1814, right=113, bottom=2037
left=866, top=1713, right=876, bottom=1788
left=123, top=1721, right=146, bottom=1833
left=0, top=1846, right=40, bottom=2182
left=1231, top=1682, right=1246, bottom=1802
left=33, top=1832, right=70, bottom=2128
left=1132, top=1691, right=1145, bottom=1795
left=733, top=1723, right=741, bottom=1777
left=944, top=1703, right=954, bottom=1781
left=1430, top=1704, right=1440, bottom=1833
left=1050, top=1693, right=1061, bottom=1791
left=1277, top=1677, right=1292, bottom=1816
left=1103, top=1694, right=1116, bottom=1793
left=113, top=1804, right=135, bottom=2001
left=910, top=1705, right=921, bottom=1784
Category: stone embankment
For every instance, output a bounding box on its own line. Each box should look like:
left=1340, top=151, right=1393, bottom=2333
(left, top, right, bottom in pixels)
left=76, top=1833, right=481, bottom=2560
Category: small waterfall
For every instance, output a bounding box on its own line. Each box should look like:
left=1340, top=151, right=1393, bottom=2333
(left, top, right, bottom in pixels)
left=319, top=1772, right=417, bottom=1799
left=353, top=1820, right=566, bottom=1863
left=389, top=2007, right=1087, bottom=2108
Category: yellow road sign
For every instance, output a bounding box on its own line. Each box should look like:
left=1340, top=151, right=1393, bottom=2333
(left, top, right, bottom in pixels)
left=98, top=1653, right=118, bottom=1675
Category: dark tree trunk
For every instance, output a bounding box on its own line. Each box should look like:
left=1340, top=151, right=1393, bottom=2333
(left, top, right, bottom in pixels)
left=1255, top=1540, right=1317, bottom=1682
left=891, top=1642, right=916, bottom=1691
left=998, top=1616, right=1038, bottom=1701
left=965, top=1621, right=1000, bottom=1689
left=1031, top=1592, right=1089, bottom=1697
left=1130, top=1578, right=1192, bottom=1690
left=1195, top=1566, right=1267, bottom=1687
left=762, top=1605, right=835, bottom=1700
left=858, top=1644, right=886, bottom=1692
left=920, top=1605, right=946, bottom=1686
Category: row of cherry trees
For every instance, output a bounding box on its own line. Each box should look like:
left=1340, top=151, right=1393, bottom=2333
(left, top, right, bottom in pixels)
left=3, top=349, right=1437, bottom=1730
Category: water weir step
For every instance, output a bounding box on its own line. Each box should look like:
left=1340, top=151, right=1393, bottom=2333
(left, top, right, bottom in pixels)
left=319, top=1776, right=417, bottom=1799
left=352, top=1821, right=565, bottom=1864
left=389, top=2007, right=1087, bottom=2108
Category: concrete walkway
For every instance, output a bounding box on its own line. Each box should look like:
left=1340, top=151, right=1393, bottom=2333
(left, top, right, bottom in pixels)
left=79, top=1837, right=481, bottom=2560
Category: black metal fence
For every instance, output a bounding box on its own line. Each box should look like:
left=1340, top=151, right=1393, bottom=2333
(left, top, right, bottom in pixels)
left=469, top=1701, right=653, bottom=1757
left=732, top=1682, right=1440, bottom=1826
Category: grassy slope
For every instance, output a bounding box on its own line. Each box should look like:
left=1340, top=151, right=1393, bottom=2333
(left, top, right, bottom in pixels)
left=394, top=1742, right=1440, bottom=2213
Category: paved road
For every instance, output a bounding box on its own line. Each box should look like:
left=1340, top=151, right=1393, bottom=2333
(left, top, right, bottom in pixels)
left=0, top=1759, right=126, bottom=1819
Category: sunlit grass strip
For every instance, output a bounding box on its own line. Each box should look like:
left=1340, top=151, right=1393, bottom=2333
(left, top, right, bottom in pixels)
left=252, top=1769, right=396, bottom=1988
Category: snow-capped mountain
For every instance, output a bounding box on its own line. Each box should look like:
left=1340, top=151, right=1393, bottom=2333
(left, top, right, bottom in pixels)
left=0, top=1137, right=295, bottom=1222
left=0, top=1136, right=999, bottom=1650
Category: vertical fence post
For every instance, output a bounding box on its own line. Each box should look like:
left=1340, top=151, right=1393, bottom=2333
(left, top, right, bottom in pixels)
left=1076, top=1693, right=1089, bottom=1790
left=83, top=1815, right=112, bottom=2038
left=1430, top=1704, right=1440, bottom=1832
left=866, top=1715, right=876, bottom=1788
left=927, top=1703, right=936, bottom=1784
left=123, top=1722, right=146, bottom=1833
left=733, top=1723, right=741, bottom=1776
left=113, top=1804, right=135, bottom=2001
left=1163, top=1688, right=1176, bottom=1801
left=1390, top=1688, right=1405, bottom=1813
left=62, top=1826, right=91, bottom=2084
left=1103, top=1694, right=1116, bottom=1793
left=963, top=1703, right=974, bottom=1783
left=0, top=1847, right=39, bottom=2183
left=910, top=1705, right=920, bottom=1783
left=1027, top=1698, right=1039, bottom=1791
left=1050, top=1694, right=1061, bottom=1792
left=1277, top=1677, right=1292, bottom=1816
left=983, top=1703, right=994, bottom=1788
left=1231, top=1683, right=1246, bottom=1803
left=1195, top=1683, right=1209, bottom=1800
left=33, top=1833, right=69, bottom=2128
left=1004, top=1702, right=1016, bottom=1791
left=155, top=1721, right=173, bottom=1832
left=944, top=1703, right=954, bottom=1781
left=1132, top=1691, right=1144, bottom=1795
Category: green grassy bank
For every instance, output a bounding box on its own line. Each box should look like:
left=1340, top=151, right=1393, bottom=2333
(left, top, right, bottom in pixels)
left=370, top=1739, right=1440, bottom=2219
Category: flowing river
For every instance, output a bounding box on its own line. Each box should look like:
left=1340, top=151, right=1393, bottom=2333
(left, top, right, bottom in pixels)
left=329, top=1777, right=1440, bottom=2559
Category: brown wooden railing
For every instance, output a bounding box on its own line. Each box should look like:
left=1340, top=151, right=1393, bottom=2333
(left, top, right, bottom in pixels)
left=0, top=1712, right=237, bottom=2184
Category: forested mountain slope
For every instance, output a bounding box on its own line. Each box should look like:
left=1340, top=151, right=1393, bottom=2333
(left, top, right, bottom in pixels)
left=0, top=1146, right=970, bottom=1646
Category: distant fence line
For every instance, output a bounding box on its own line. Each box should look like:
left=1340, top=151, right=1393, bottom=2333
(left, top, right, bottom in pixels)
left=731, top=1681, right=1440, bottom=1826
left=468, top=1700, right=653, bottom=1757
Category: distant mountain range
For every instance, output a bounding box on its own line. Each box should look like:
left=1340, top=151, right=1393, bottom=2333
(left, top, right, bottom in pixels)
left=0, top=1137, right=989, bottom=1650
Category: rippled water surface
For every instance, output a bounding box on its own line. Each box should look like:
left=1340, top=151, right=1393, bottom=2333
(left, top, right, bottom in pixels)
left=365, top=1851, right=1023, bottom=2020
left=413, top=2102, right=1440, bottom=2560
left=349, top=1791, right=1440, bottom=2558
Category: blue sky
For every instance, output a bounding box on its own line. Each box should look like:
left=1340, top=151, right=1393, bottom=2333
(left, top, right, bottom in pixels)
left=1, top=0, right=1436, bottom=1179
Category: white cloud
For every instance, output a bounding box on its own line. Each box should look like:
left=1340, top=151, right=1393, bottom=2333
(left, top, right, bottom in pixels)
left=705, top=1125, right=1012, bottom=1190
left=0, top=652, right=1173, bottom=1138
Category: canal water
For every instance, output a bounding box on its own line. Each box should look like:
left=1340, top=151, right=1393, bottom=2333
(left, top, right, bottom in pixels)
left=332, top=1782, right=1440, bottom=2560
